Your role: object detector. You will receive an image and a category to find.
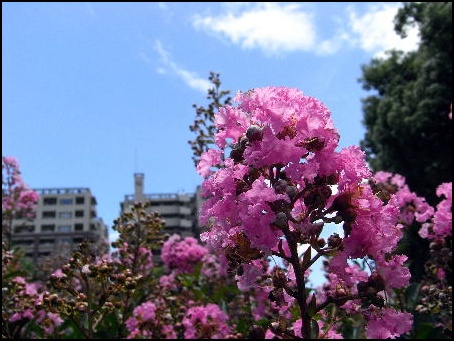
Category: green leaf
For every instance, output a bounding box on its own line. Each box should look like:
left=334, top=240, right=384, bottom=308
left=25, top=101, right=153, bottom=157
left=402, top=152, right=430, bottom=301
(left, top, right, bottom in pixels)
left=310, top=318, right=319, bottom=339
left=404, top=282, right=422, bottom=310
left=301, top=246, right=311, bottom=269
left=412, top=322, right=445, bottom=339
left=307, top=294, right=317, bottom=317
left=255, top=318, right=270, bottom=329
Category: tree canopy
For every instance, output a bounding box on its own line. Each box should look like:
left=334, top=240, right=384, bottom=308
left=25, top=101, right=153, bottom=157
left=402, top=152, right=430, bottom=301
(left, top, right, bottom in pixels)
left=359, top=2, right=452, bottom=205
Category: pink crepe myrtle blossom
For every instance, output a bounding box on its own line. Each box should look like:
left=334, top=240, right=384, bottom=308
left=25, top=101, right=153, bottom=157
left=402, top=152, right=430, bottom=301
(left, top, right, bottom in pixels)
left=161, top=234, right=208, bottom=274
left=328, top=184, right=404, bottom=285
left=235, top=260, right=266, bottom=291
left=197, top=149, right=223, bottom=178
left=125, top=301, right=177, bottom=339
left=159, top=272, right=177, bottom=290
left=36, top=311, right=63, bottom=335
left=198, top=86, right=412, bottom=339
left=182, top=303, right=232, bottom=339
left=9, top=309, right=34, bottom=323
left=418, top=182, right=452, bottom=240
left=371, top=171, right=434, bottom=225
left=364, top=307, right=413, bottom=339
left=200, top=252, right=223, bottom=279
left=318, top=263, right=368, bottom=314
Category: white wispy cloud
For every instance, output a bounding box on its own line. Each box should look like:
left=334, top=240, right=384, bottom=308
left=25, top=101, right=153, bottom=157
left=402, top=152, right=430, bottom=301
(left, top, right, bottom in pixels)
left=192, top=2, right=330, bottom=56
left=191, top=2, right=420, bottom=58
left=345, top=3, right=420, bottom=58
left=153, top=40, right=211, bottom=93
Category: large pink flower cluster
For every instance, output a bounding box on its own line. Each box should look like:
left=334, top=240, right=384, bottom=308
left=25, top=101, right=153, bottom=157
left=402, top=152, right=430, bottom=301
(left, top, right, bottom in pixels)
left=197, top=86, right=413, bottom=338
left=125, top=300, right=176, bottom=339
left=182, top=303, right=232, bottom=339
left=364, top=308, right=413, bottom=339
left=161, top=234, right=208, bottom=274
left=419, top=182, right=452, bottom=240
left=198, top=87, right=407, bottom=279
left=372, top=171, right=434, bottom=225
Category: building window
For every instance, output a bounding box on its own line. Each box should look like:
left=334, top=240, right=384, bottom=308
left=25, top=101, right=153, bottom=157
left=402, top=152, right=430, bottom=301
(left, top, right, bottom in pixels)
left=43, top=197, right=57, bottom=205
left=76, top=197, right=85, bottom=204
left=41, top=224, right=55, bottom=232
left=58, top=225, right=71, bottom=233
left=58, top=212, right=72, bottom=219
left=13, top=211, right=27, bottom=219
left=13, top=225, right=35, bottom=233
left=39, top=238, right=54, bottom=244
left=75, top=210, right=84, bottom=218
left=13, top=239, right=33, bottom=246
left=74, top=223, right=84, bottom=231
left=42, top=211, right=56, bottom=218
left=59, top=198, right=73, bottom=205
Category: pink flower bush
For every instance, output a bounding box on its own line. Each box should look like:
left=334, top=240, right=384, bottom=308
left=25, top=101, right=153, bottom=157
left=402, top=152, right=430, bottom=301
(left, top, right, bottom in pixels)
left=3, top=96, right=450, bottom=338
left=198, top=86, right=413, bottom=338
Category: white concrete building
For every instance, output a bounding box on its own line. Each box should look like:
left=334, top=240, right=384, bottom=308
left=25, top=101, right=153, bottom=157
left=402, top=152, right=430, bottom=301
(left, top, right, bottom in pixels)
left=119, top=173, right=202, bottom=239
left=11, top=187, right=109, bottom=267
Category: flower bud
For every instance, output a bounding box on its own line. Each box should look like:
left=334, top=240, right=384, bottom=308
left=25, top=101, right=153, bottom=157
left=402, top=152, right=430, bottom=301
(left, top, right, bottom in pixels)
left=272, top=212, right=288, bottom=229
left=368, top=272, right=385, bottom=292
left=230, top=148, right=244, bottom=163
left=248, top=326, right=266, bottom=339
left=301, top=137, right=325, bottom=152
left=246, top=125, right=263, bottom=142
left=272, top=268, right=287, bottom=288
left=285, top=185, right=298, bottom=200
left=317, top=238, right=326, bottom=248
left=327, top=233, right=342, bottom=248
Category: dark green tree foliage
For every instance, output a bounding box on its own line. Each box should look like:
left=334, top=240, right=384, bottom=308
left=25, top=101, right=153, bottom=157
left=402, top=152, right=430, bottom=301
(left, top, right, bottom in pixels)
left=359, top=2, right=452, bottom=206
left=359, top=2, right=452, bottom=283
left=188, top=72, right=231, bottom=168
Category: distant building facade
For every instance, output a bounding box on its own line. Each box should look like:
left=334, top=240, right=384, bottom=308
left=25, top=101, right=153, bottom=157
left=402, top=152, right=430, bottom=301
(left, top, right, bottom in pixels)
left=119, top=173, right=202, bottom=239
left=11, top=187, right=109, bottom=269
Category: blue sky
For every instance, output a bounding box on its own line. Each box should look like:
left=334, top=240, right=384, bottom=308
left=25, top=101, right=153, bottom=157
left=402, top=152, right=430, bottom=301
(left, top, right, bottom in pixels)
left=3, top=2, right=419, bottom=285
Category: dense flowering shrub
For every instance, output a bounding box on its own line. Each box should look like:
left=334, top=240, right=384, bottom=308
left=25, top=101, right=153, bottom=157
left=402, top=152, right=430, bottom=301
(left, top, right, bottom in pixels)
left=197, top=87, right=415, bottom=338
left=369, top=171, right=452, bottom=338
left=1, top=96, right=452, bottom=339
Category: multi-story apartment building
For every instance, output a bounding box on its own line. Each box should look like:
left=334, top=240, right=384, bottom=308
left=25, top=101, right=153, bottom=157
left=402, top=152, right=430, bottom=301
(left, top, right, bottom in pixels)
left=11, top=187, right=109, bottom=269
left=119, top=173, right=202, bottom=239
